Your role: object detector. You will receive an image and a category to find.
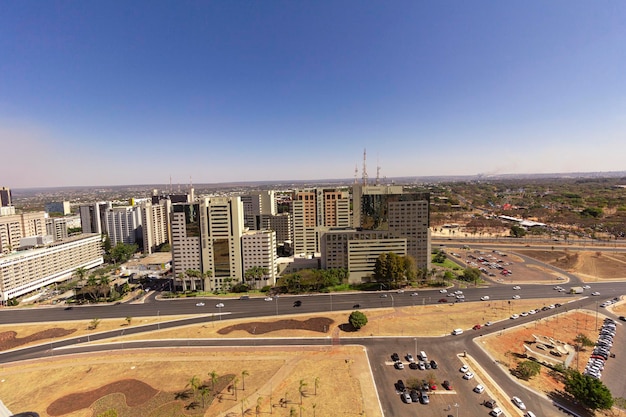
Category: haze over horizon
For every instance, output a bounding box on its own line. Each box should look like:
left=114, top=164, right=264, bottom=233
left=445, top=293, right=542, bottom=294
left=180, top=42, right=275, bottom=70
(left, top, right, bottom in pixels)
left=2, top=1, right=625, bottom=188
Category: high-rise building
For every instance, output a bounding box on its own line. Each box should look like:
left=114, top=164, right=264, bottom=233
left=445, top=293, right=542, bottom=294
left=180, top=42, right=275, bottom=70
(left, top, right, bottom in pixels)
left=353, top=184, right=431, bottom=270
left=141, top=200, right=171, bottom=254
left=103, top=206, right=142, bottom=246
left=45, top=217, right=69, bottom=241
left=0, top=187, right=12, bottom=207
left=260, top=212, right=292, bottom=243
left=0, top=212, right=47, bottom=254
left=291, top=188, right=350, bottom=255
left=170, top=196, right=244, bottom=291
left=79, top=202, right=112, bottom=234
left=241, top=230, right=277, bottom=288
left=45, top=201, right=72, bottom=215
left=241, top=190, right=277, bottom=230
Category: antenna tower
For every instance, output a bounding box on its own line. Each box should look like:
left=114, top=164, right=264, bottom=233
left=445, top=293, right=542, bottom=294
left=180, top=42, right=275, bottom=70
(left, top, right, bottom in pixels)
left=354, top=164, right=359, bottom=184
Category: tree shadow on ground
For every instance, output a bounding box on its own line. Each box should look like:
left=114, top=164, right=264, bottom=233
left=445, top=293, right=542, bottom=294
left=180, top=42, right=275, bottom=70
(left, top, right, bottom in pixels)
left=338, top=322, right=357, bottom=332
left=547, top=390, right=595, bottom=417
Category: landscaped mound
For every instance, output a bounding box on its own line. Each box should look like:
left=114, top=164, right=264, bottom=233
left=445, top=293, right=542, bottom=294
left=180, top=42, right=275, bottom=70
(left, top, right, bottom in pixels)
left=0, top=328, right=76, bottom=351
left=217, top=317, right=334, bottom=334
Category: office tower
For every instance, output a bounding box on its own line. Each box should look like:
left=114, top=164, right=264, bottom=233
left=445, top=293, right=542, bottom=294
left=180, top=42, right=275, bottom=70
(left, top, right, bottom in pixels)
left=353, top=184, right=431, bottom=270
left=45, top=217, right=69, bottom=241
left=103, top=206, right=142, bottom=246
left=0, top=187, right=12, bottom=207
left=45, top=201, right=71, bottom=215
left=291, top=188, right=350, bottom=255
left=241, top=190, right=277, bottom=230
left=241, top=230, right=277, bottom=288
left=79, top=202, right=112, bottom=234
left=170, top=196, right=244, bottom=291
left=260, top=212, right=292, bottom=243
left=141, top=200, right=171, bottom=254
left=0, top=234, right=103, bottom=304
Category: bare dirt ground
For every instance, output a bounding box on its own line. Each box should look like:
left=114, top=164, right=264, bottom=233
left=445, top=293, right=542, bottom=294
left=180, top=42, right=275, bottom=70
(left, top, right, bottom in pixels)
left=517, top=250, right=626, bottom=282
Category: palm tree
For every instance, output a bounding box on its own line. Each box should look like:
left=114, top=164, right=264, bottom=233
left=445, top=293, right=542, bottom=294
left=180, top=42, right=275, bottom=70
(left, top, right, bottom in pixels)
left=199, top=386, right=210, bottom=408
left=312, top=403, right=317, bottom=417
left=187, top=375, right=200, bottom=398
left=298, top=379, right=307, bottom=405
left=255, top=396, right=263, bottom=416
left=232, top=376, right=239, bottom=400
left=208, top=370, right=219, bottom=393
left=241, top=370, right=249, bottom=390
left=74, top=266, right=87, bottom=281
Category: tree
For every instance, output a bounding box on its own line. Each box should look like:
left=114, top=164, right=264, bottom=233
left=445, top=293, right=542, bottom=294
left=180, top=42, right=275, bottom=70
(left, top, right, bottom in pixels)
left=187, top=375, right=200, bottom=399
left=89, top=318, right=101, bottom=330
left=125, top=316, right=132, bottom=326
left=574, top=333, right=595, bottom=351
left=314, top=376, right=320, bottom=396
left=208, top=370, right=219, bottom=393
left=510, top=225, right=527, bottom=238
left=515, top=360, right=541, bottom=380
left=373, top=252, right=412, bottom=288
left=298, top=379, right=307, bottom=404
left=109, top=242, right=138, bottom=264
left=74, top=267, right=87, bottom=281
left=241, top=369, right=249, bottom=390
left=199, top=386, right=210, bottom=408
left=462, top=267, right=481, bottom=285
left=348, top=311, right=368, bottom=330
left=564, top=369, right=613, bottom=410
left=232, top=376, right=239, bottom=400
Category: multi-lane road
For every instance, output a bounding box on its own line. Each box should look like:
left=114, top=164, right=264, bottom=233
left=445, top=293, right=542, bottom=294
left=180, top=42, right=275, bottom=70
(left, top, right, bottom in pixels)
left=2, top=244, right=626, bottom=417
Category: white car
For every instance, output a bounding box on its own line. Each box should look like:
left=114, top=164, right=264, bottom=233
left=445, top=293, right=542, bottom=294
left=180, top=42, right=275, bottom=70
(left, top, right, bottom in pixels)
left=510, top=314, right=520, bottom=319
left=195, top=302, right=205, bottom=307
left=460, top=365, right=469, bottom=373
left=485, top=321, right=493, bottom=326
left=411, top=292, right=419, bottom=296
left=216, top=302, right=225, bottom=308
left=591, top=292, right=601, bottom=296
left=455, top=290, right=463, bottom=295
left=480, top=296, right=490, bottom=301
left=490, top=408, right=503, bottom=417
left=473, top=384, right=485, bottom=393
left=582, top=285, right=591, bottom=289
left=512, top=295, right=521, bottom=299
left=439, top=289, right=447, bottom=293
left=520, top=311, right=529, bottom=317
left=512, top=396, right=526, bottom=410
left=463, top=372, right=475, bottom=380
left=264, top=297, right=273, bottom=301
left=513, top=286, right=521, bottom=290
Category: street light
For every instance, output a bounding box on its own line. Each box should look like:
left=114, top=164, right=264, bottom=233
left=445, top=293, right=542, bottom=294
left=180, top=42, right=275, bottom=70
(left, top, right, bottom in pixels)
left=275, top=297, right=279, bottom=316
left=454, top=402, right=459, bottom=417
left=330, top=293, right=333, bottom=312
left=414, top=338, right=417, bottom=361
left=390, top=294, right=394, bottom=309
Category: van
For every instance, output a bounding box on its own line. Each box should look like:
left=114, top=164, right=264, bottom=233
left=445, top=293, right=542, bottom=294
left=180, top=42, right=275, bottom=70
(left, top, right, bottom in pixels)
left=452, top=328, right=464, bottom=335
left=419, top=351, right=427, bottom=361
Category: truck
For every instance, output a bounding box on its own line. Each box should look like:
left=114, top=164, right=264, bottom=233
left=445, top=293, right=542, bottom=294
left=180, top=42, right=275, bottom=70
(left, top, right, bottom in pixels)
left=570, top=286, right=583, bottom=294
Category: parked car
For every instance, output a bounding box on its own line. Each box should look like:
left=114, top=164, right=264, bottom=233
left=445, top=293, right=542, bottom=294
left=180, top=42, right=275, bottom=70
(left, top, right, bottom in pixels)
left=419, top=390, right=430, bottom=404
left=391, top=353, right=400, bottom=361
left=442, top=380, right=452, bottom=390
left=406, top=353, right=415, bottom=362
left=489, top=407, right=503, bottom=416
left=484, top=399, right=497, bottom=409
left=409, top=389, right=420, bottom=402
left=474, top=384, right=485, bottom=393
left=430, top=360, right=438, bottom=369
left=394, top=361, right=404, bottom=370
left=401, top=391, right=412, bottom=403
left=463, top=372, right=475, bottom=380
left=459, top=365, right=469, bottom=373
left=409, top=362, right=419, bottom=369
left=396, top=379, right=405, bottom=391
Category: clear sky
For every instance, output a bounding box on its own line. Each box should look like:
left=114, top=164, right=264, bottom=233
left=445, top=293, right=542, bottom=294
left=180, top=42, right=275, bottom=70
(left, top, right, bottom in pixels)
left=1, top=1, right=625, bottom=188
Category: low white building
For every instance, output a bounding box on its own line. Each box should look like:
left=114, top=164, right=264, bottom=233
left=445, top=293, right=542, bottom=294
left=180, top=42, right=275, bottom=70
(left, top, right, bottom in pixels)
left=0, top=233, right=103, bottom=303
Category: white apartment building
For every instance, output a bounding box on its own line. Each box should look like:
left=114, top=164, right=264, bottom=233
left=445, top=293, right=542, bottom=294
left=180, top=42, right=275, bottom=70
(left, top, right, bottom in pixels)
left=141, top=200, right=171, bottom=254
left=0, top=211, right=47, bottom=255
left=260, top=212, right=292, bottom=242
left=0, top=233, right=103, bottom=302
left=242, top=230, right=277, bottom=288
left=104, top=206, right=142, bottom=246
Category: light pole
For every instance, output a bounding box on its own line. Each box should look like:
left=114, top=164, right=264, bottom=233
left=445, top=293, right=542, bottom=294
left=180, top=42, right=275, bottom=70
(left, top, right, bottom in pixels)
left=414, top=338, right=417, bottom=361
left=454, top=402, right=459, bottom=417
left=330, top=293, right=333, bottom=312
left=275, top=297, right=279, bottom=316
left=157, top=310, right=160, bottom=330
left=390, top=294, right=394, bottom=309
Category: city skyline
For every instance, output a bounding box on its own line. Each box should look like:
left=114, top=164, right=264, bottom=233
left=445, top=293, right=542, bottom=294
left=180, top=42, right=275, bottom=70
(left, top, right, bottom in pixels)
left=2, top=1, right=625, bottom=188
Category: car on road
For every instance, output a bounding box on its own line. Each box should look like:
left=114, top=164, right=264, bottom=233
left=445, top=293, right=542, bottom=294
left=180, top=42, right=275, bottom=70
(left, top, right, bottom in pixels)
left=473, top=324, right=482, bottom=330
left=463, top=372, right=475, bottom=380
left=196, top=302, right=205, bottom=307
left=391, top=352, right=400, bottom=361
left=473, top=384, right=485, bottom=393
left=438, top=298, right=448, bottom=303
left=293, top=300, right=302, bottom=307
left=583, top=285, right=591, bottom=289
left=379, top=294, right=388, bottom=298
left=64, top=306, right=73, bottom=310
left=410, top=292, right=418, bottom=296
left=510, top=314, right=519, bottom=319
left=352, top=303, right=360, bottom=308
left=485, top=321, right=493, bottom=326
left=619, top=316, right=626, bottom=322
left=215, top=303, right=224, bottom=308
left=591, top=292, right=601, bottom=296
left=439, top=289, right=447, bottom=293
left=452, top=328, right=464, bottom=335
left=459, top=365, right=469, bottom=373
left=264, top=297, right=273, bottom=301
left=442, top=380, right=452, bottom=390
left=397, top=289, right=405, bottom=293
left=513, top=286, right=521, bottom=290
left=480, top=296, right=490, bottom=301
left=512, top=295, right=521, bottom=299
left=520, top=311, right=529, bottom=317
left=512, top=396, right=526, bottom=410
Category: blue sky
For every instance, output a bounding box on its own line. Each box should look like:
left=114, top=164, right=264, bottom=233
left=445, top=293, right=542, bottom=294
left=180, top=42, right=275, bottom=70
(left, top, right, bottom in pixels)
left=1, top=1, right=625, bottom=188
